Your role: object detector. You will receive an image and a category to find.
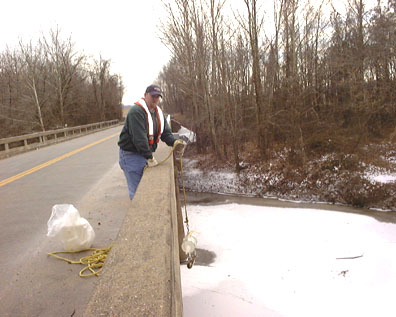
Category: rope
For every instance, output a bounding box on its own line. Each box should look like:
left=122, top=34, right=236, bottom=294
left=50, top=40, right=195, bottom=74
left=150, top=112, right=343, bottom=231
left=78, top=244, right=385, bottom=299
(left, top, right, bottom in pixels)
left=47, top=245, right=112, bottom=277
left=179, top=148, right=190, bottom=234
left=146, top=141, right=190, bottom=233
left=146, top=141, right=196, bottom=269
left=143, top=145, right=175, bottom=171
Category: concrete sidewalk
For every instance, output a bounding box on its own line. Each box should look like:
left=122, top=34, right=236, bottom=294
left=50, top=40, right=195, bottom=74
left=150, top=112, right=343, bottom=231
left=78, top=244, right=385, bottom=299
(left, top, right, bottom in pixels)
left=84, top=142, right=183, bottom=316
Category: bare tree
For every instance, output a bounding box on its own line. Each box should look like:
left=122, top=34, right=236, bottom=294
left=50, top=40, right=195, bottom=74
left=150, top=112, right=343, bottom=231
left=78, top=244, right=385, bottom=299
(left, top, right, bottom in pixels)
left=0, top=48, right=34, bottom=137
left=90, top=57, right=111, bottom=121
left=19, top=40, right=47, bottom=131
left=158, top=0, right=396, bottom=162
left=0, top=29, right=122, bottom=138
left=42, top=27, right=85, bottom=126
left=243, top=0, right=268, bottom=157
left=162, top=0, right=210, bottom=151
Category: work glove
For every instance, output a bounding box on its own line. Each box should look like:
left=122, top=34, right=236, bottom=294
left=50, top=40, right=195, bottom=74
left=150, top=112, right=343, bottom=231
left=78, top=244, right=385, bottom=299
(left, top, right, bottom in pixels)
left=174, top=139, right=186, bottom=152
left=147, top=157, right=158, bottom=167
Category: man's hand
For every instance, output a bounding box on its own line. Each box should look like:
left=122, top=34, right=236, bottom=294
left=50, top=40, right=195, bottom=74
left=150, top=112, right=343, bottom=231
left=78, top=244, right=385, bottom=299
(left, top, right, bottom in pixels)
left=174, top=139, right=186, bottom=152
left=147, top=157, right=158, bottom=167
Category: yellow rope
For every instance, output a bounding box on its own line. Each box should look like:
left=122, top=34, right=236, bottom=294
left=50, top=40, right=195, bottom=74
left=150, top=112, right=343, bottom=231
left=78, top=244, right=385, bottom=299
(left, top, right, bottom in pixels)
left=143, top=141, right=181, bottom=171
left=179, top=146, right=190, bottom=233
left=47, top=245, right=112, bottom=277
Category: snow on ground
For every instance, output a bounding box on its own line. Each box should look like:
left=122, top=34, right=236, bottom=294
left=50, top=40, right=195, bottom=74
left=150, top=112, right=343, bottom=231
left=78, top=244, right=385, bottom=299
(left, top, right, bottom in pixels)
left=181, top=156, right=396, bottom=211
left=181, top=203, right=396, bottom=317
left=370, top=173, right=396, bottom=183
left=364, top=165, right=396, bottom=184
left=182, top=159, right=246, bottom=195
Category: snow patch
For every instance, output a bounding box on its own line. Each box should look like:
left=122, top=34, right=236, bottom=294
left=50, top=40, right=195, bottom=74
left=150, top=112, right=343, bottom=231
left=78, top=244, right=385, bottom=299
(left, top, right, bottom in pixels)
left=364, top=165, right=396, bottom=184
left=370, top=174, right=396, bottom=184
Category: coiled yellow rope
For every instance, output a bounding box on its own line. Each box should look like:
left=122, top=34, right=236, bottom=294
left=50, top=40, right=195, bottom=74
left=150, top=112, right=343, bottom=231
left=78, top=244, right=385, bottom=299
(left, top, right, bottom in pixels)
left=47, top=245, right=112, bottom=277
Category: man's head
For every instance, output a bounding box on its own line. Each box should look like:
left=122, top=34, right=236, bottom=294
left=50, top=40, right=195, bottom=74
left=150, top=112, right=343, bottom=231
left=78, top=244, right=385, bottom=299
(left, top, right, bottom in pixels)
left=145, top=84, right=162, bottom=98
left=144, top=84, right=162, bottom=110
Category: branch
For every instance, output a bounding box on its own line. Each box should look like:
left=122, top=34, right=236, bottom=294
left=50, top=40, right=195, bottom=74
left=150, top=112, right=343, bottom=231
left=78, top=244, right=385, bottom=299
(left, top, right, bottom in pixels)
left=0, top=113, right=36, bottom=124
left=336, top=255, right=363, bottom=260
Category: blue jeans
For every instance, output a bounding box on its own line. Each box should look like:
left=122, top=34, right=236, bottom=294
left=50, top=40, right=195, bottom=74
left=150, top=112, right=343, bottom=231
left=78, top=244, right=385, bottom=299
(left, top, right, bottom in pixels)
left=119, top=149, right=147, bottom=200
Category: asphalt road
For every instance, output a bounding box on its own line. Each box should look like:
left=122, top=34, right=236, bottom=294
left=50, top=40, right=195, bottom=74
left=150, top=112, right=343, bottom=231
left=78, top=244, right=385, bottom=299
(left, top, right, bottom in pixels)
left=0, top=126, right=131, bottom=316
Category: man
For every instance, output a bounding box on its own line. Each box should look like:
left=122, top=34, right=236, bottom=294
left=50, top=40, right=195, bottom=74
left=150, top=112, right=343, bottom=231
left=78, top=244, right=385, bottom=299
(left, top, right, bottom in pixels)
left=118, top=84, right=184, bottom=200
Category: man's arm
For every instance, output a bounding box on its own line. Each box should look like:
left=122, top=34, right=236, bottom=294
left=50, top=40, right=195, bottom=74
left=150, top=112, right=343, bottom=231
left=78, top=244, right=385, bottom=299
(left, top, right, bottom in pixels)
left=160, top=118, right=178, bottom=147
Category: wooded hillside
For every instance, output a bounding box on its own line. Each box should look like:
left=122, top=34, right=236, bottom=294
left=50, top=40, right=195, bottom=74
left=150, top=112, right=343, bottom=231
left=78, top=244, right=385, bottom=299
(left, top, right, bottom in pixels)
left=158, top=0, right=396, bottom=169
left=0, top=28, right=123, bottom=138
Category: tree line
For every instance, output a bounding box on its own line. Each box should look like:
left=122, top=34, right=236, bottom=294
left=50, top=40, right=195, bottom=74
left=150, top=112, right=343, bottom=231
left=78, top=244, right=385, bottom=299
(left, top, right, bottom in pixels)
left=0, top=28, right=123, bottom=138
left=158, top=0, right=396, bottom=170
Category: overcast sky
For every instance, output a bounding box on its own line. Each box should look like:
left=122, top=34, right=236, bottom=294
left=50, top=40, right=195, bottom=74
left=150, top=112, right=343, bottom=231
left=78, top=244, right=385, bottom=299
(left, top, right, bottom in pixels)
left=1, top=0, right=171, bottom=105
left=1, top=0, right=378, bottom=105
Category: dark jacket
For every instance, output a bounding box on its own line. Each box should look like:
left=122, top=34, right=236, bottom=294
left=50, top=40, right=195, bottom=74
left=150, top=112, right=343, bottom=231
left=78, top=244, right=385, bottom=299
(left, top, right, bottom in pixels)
left=118, top=104, right=176, bottom=159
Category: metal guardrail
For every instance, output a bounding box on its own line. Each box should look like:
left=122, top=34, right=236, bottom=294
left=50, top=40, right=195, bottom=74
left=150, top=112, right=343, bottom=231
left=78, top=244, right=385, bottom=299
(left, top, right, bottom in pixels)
left=0, top=119, right=120, bottom=158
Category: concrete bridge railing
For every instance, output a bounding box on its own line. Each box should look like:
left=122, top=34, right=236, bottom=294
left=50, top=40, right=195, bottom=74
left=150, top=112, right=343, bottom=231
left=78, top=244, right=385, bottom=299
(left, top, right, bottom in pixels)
left=84, top=142, right=185, bottom=316
left=0, top=119, right=120, bottom=159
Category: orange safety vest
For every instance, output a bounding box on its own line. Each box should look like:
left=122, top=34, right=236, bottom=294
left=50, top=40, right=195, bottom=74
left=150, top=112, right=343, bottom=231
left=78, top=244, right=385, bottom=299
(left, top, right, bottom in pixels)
left=135, top=98, right=165, bottom=148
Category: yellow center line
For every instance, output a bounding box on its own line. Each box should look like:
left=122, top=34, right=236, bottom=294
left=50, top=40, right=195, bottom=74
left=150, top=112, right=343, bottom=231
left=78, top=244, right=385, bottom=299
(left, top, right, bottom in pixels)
left=0, top=133, right=119, bottom=187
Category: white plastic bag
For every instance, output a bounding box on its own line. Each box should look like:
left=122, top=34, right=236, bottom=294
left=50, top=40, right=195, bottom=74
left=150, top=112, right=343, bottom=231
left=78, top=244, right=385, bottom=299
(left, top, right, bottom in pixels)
left=47, top=204, right=95, bottom=251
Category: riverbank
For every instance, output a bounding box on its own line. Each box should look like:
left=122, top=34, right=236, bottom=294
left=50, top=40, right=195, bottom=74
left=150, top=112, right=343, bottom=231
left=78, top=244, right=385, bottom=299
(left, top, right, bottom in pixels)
left=184, top=191, right=396, bottom=224
left=179, top=142, right=396, bottom=212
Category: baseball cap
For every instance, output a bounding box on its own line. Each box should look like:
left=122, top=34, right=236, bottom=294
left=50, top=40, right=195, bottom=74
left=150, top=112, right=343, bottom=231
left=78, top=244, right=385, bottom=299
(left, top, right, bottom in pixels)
left=145, top=84, right=163, bottom=97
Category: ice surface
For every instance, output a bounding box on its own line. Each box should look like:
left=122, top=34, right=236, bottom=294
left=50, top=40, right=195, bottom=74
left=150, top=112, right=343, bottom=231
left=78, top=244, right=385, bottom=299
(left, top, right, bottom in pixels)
left=181, top=203, right=396, bottom=317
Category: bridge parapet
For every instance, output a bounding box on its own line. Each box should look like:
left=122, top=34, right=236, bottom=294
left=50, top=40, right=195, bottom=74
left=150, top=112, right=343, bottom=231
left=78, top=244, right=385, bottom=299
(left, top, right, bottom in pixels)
left=84, top=142, right=184, bottom=316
